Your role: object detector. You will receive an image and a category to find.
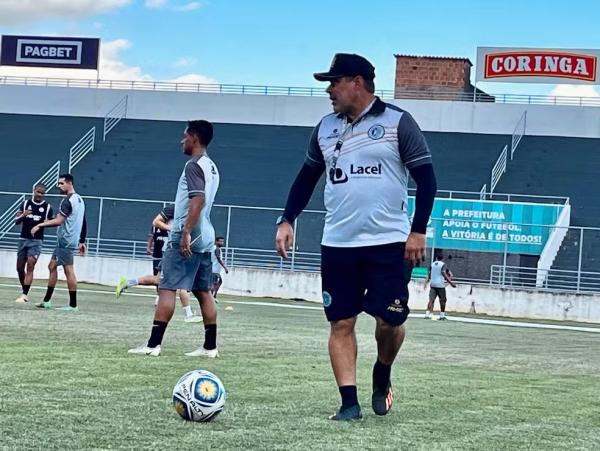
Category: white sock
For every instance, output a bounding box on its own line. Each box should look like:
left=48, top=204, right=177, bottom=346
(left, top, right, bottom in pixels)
left=154, top=295, right=159, bottom=306
left=183, top=305, right=193, bottom=318
left=440, top=312, right=446, bottom=317
left=425, top=310, right=431, bottom=316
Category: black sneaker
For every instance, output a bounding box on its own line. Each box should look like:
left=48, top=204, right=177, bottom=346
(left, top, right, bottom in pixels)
left=329, top=404, right=363, bottom=421
left=372, top=382, right=394, bottom=416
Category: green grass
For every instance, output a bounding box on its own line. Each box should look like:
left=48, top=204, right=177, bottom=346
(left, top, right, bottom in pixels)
left=1, top=280, right=599, bottom=450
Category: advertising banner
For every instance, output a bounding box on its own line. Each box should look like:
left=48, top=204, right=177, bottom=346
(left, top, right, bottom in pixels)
left=0, top=35, right=99, bottom=70
left=476, top=47, right=600, bottom=84
left=408, top=198, right=564, bottom=255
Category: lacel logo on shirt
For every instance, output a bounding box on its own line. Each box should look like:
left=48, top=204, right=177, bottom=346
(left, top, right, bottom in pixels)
left=350, top=163, right=382, bottom=175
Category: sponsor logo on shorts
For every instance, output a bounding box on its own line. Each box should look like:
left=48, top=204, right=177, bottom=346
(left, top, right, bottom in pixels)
left=322, top=291, right=332, bottom=308
left=387, top=299, right=404, bottom=313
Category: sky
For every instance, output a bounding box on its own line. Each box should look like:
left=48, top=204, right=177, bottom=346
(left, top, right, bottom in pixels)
left=1, top=0, right=600, bottom=98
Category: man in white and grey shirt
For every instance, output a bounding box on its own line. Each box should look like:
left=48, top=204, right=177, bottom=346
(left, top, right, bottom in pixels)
left=424, top=253, right=456, bottom=320
left=276, top=53, right=437, bottom=421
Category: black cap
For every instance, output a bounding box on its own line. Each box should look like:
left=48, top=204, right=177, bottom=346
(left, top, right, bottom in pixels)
left=313, top=53, right=375, bottom=81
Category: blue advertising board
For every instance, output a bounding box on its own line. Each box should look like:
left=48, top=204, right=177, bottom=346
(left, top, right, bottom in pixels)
left=407, top=198, right=564, bottom=255
left=0, top=35, right=99, bottom=70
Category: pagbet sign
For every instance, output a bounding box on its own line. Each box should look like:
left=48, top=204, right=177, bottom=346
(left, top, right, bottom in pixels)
left=476, top=47, right=600, bottom=84
left=0, top=35, right=99, bottom=70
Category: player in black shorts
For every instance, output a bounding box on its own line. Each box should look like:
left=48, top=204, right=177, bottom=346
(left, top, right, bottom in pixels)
left=14, top=184, right=54, bottom=303
left=115, top=205, right=201, bottom=322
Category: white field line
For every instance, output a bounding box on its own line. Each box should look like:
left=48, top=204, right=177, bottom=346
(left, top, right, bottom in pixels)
left=2, top=283, right=599, bottom=334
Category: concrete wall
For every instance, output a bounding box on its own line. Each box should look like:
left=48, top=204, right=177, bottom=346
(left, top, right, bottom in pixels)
left=2, top=250, right=598, bottom=323
left=1, top=84, right=600, bottom=138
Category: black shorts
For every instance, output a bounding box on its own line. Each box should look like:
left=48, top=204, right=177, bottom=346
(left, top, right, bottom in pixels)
left=321, top=242, right=412, bottom=326
left=429, top=287, right=447, bottom=302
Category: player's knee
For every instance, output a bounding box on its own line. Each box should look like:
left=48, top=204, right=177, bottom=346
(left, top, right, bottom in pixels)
left=330, top=318, right=355, bottom=336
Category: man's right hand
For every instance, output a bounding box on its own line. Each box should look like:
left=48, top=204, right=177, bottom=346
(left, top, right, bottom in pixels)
left=16, top=209, right=31, bottom=218
left=275, top=222, right=294, bottom=260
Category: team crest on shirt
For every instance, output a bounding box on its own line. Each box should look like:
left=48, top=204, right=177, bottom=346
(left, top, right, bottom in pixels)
left=39, top=207, right=44, bottom=212
left=367, top=124, right=385, bottom=140
left=322, top=291, right=332, bottom=307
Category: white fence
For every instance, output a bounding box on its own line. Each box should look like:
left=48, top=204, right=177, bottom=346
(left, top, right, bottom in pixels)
left=511, top=111, right=527, bottom=160
left=103, top=95, right=128, bottom=141
left=33, top=160, right=60, bottom=191
left=490, top=145, right=508, bottom=193
left=0, top=195, right=25, bottom=240
left=2, top=75, right=600, bottom=107
left=68, top=128, right=96, bottom=172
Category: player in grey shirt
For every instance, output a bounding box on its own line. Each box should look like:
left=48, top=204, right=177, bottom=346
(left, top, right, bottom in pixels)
left=129, top=120, right=220, bottom=358
left=32, top=174, right=87, bottom=312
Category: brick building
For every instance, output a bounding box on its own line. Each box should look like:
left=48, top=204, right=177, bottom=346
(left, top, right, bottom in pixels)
left=394, top=55, right=493, bottom=101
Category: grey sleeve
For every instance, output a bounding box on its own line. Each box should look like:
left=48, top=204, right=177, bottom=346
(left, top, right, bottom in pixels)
left=59, top=198, right=73, bottom=218
left=304, top=123, right=325, bottom=169
left=185, top=162, right=206, bottom=198
left=397, top=112, right=432, bottom=169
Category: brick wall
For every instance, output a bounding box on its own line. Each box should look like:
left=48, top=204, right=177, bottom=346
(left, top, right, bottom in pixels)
left=394, top=55, right=472, bottom=94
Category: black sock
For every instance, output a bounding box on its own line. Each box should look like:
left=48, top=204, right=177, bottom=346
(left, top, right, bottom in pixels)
left=203, top=324, right=217, bottom=350
left=339, top=385, right=359, bottom=408
left=18, top=271, right=25, bottom=288
left=373, top=360, right=392, bottom=390
left=43, top=286, right=55, bottom=303
left=69, top=291, right=77, bottom=308
left=147, top=320, right=168, bottom=348
left=23, top=285, right=31, bottom=295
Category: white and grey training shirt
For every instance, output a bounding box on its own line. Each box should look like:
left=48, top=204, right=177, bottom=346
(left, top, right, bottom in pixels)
left=430, top=260, right=449, bottom=288
left=171, top=154, right=220, bottom=253
left=305, top=97, right=432, bottom=247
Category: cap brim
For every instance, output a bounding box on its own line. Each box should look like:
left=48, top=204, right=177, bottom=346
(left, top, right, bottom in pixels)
left=313, top=72, right=341, bottom=81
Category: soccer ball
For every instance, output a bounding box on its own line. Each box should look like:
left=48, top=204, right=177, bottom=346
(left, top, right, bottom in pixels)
left=172, top=369, right=226, bottom=422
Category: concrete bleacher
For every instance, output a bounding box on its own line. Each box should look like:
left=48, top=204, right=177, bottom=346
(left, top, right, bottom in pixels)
left=0, top=113, right=102, bottom=192
left=1, top=111, right=599, bottom=281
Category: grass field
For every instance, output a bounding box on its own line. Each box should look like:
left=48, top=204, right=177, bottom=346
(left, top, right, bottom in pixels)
left=1, top=279, right=599, bottom=450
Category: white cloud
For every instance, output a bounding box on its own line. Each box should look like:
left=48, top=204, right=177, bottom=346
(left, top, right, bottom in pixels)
left=99, top=39, right=152, bottom=80
left=549, top=84, right=600, bottom=98
left=173, top=57, right=198, bottom=68
left=0, top=38, right=151, bottom=81
left=174, top=2, right=202, bottom=11
left=0, top=0, right=130, bottom=25
left=144, top=0, right=168, bottom=8
left=170, top=73, right=218, bottom=85
left=0, top=39, right=215, bottom=85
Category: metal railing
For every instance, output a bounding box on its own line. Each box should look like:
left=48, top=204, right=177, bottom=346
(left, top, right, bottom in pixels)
left=33, top=160, right=60, bottom=191
left=68, top=127, right=96, bottom=172
left=491, top=265, right=600, bottom=293
left=2, top=190, right=595, bottom=293
left=511, top=111, right=527, bottom=160
left=0, top=195, right=25, bottom=240
left=479, top=184, right=487, bottom=200
left=408, top=188, right=568, bottom=205
left=2, top=75, right=600, bottom=107
left=490, top=145, right=508, bottom=193
left=103, top=95, right=128, bottom=141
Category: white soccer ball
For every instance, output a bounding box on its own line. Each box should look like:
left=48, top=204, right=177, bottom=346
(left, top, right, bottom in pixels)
left=172, top=369, right=226, bottom=422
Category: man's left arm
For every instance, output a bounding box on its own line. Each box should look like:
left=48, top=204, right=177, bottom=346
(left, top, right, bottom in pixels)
left=398, top=112, right=437, bottom=265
